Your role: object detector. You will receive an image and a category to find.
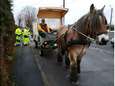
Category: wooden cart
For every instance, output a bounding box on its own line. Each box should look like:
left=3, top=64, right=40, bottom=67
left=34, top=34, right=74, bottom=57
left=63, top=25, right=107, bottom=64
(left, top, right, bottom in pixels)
left=37, top=7, right=68, bottom=56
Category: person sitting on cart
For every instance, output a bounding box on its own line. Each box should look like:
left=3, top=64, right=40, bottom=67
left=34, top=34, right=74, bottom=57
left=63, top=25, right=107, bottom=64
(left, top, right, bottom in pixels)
left=38, top=18, right=52, bottom=38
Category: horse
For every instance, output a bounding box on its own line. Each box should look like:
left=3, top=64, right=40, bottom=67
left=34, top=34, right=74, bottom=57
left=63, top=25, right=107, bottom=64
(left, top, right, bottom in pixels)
left=56, top=4, right=109, bottom=85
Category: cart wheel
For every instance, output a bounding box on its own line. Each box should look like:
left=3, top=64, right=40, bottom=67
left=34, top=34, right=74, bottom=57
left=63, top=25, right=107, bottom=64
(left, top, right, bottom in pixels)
left=40, top=50, right=44, bottom=56
left=57, top=53, right=63, bottom=63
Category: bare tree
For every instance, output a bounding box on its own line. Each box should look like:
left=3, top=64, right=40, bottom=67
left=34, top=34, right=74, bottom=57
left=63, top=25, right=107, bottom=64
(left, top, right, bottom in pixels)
left=17, top=14, right=22, bottom=27
left=17, top=6, right=37, bottom=31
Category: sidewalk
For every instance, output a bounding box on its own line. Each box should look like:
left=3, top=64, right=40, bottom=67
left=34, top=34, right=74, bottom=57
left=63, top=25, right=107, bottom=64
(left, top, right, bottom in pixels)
left=12, top=46, right=44, bottom=86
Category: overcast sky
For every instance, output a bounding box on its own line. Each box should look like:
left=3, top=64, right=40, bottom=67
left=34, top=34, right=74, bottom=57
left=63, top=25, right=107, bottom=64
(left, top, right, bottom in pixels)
left=12, top=0, right=115, bottom=25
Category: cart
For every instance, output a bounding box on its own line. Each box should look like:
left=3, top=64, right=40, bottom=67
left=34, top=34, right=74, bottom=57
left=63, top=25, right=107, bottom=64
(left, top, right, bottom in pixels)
left=37, top=7, right=68, bottom=56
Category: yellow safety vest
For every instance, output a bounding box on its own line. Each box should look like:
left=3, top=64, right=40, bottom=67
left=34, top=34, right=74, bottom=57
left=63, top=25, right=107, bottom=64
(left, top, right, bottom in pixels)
left=15, top=28, right=22, bottom=35
left=23, top=29, right=30, bottom=36
left=38, top=24, right=50, bottom=33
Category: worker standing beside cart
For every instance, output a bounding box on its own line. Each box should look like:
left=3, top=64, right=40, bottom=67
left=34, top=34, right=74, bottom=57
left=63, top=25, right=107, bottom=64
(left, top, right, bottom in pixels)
left=22, top=27, right=31, bottom=46
left=15, top=27, right=22, bottom=46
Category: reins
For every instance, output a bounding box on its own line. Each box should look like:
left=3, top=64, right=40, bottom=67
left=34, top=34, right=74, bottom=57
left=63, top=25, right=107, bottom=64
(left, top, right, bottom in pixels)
left=70, top=24, right=96, bottom=43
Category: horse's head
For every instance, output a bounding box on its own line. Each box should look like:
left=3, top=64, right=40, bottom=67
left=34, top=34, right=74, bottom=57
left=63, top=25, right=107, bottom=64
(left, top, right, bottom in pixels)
left=89, top=4, right=109, bottom=45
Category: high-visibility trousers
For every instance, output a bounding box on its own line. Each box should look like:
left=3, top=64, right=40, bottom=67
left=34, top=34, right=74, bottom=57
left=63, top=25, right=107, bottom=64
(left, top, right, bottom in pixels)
left=15, top=35, right=22, bottom=45
left=23, top=36, right=30, bottom=45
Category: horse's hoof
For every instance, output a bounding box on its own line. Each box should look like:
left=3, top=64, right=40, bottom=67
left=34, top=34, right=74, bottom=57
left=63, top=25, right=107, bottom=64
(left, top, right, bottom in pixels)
left=72, top=80, right=80, bottom=86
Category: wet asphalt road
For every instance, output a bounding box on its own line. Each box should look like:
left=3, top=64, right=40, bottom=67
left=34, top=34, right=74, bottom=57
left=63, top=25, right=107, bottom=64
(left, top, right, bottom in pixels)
left=33, top=42, right=114, bottom=86
left=12, top=31, right=114, bottom=86
left=13, top=46, right=44, bottom=86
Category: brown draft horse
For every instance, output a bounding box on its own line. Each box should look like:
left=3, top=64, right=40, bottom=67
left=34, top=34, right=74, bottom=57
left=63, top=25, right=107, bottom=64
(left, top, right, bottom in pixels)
left=56, top=4, right=109, bottom=85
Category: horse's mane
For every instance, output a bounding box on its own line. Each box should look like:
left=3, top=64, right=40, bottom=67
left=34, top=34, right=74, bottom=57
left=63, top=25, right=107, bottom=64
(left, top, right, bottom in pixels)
left=70, top=10, right=107, bottom=35
left=71, top=14, right=89, bottom=33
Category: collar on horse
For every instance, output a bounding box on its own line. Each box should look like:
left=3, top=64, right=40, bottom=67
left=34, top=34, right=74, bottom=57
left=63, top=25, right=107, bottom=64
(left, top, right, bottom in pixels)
left=70, top=24, right=95, bottom=42
left=64, top=22, right=97, bottom=47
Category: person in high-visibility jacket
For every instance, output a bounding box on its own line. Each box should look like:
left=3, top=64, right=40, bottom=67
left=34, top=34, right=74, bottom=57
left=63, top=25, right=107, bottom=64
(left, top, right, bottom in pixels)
left=38, top=19, right=52, bottom=38
left=15, top=27, right=22, bottom=46
left=22, top=27, right=30, bottom=46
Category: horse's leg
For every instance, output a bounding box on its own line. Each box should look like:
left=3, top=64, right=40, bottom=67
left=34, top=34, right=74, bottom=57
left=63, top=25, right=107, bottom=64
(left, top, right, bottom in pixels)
left=70, top=63, right=78, bottom=82
left=65, top=51, right=70, bottom=69
left=77, top=58, right=81, bottom=73
left=77, top=46, right=87, bottom=73
left=69, top=51, right=79, bottom=84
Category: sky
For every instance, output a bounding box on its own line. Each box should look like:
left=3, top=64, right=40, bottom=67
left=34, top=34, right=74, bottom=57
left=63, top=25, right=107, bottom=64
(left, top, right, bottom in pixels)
left=12, top=0, right=115, bottom=25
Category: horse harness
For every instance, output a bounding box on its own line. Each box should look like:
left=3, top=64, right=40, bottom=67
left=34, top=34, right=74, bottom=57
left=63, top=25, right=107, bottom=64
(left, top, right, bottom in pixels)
left=58, top=12, right=107, bottom=49
left=64, top=27, right=92, bottom=48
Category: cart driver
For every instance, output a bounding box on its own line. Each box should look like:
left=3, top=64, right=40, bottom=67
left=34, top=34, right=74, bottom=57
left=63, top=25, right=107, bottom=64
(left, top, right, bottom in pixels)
left=38, top=19, right=52, bottom=37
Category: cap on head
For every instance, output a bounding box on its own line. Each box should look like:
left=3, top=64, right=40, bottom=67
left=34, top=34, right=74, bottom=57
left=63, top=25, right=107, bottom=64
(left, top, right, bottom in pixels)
left=41, top=18, right=45, bottom=23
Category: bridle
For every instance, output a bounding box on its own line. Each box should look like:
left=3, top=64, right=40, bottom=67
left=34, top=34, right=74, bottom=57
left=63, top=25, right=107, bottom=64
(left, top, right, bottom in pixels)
left=70, top=14, right=108, bottom=43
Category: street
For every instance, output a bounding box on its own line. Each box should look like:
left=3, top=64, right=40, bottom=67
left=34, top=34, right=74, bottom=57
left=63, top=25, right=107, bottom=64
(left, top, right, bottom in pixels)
left=33, top=42, right=114, bottom=86
left=12, top=32, right=114, bottom=86
left=12, top=46, right=44, bottom=86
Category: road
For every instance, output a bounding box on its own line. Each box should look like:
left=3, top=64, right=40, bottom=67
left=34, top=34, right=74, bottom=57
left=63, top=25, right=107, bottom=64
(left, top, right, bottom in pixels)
left=12, top=32, right=114, bottom=86
left=12, top=46, right=44, bottom=86
left=33, top=41, right=114, bottom=86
